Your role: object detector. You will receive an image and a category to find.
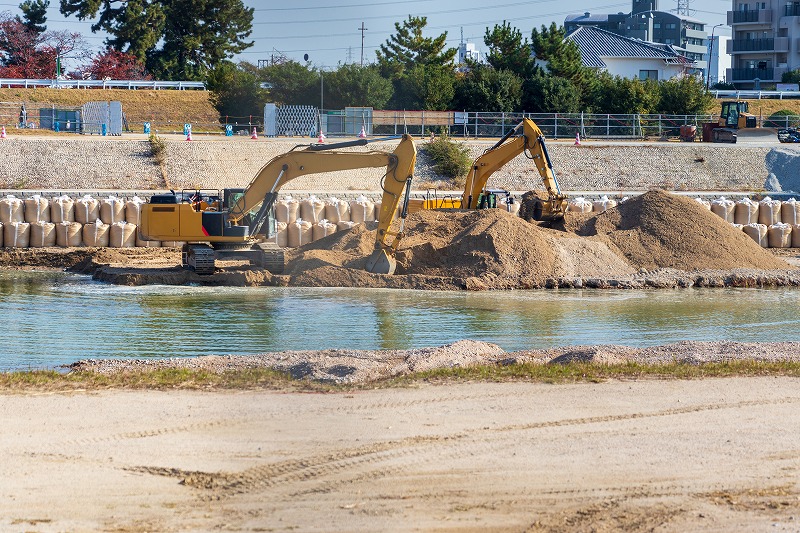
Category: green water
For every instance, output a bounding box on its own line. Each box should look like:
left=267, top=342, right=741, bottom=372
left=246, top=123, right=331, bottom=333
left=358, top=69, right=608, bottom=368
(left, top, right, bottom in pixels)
left=0, top=271, right=798, bottom=370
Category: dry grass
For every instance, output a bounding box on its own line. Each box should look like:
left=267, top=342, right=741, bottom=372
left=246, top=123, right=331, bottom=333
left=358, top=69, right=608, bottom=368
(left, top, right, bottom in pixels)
left=1, top=360, right=800, bottom=392
left=0, top=88, right=219, bottom=131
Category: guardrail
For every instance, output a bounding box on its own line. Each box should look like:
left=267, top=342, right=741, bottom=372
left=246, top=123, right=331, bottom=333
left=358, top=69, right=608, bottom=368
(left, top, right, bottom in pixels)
left=0, top=78, right=206, bottom=90
left=711, top=89, right=800, bottom=100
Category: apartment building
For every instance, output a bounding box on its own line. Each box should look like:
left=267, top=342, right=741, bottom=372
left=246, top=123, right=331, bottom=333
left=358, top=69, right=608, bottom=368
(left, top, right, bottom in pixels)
left=726, top=0, right=800, bottom=88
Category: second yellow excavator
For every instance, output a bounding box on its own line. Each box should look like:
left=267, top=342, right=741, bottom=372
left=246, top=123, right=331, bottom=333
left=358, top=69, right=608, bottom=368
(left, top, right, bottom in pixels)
left=139, top=135, right=417, bottom=275
left=411, top=118, right=567, bottom=220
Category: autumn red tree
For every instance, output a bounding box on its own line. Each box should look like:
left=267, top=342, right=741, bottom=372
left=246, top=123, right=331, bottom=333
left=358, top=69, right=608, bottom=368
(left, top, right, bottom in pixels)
left=80, top=49, right=150, bottom=80
left=0, top=13, right=87, bottom=78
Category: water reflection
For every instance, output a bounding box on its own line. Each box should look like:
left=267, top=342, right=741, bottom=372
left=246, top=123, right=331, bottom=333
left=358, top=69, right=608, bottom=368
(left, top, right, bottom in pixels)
left=0, top=271, right=799, bottom=370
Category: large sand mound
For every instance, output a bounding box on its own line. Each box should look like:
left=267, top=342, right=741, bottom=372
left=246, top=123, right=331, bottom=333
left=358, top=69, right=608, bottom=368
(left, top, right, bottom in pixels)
left=576, top=190, right=789, bottom=271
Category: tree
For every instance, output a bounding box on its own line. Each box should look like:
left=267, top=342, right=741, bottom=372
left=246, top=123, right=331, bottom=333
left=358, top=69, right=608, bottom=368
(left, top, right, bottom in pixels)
left=524, top=74, right=580, bottom=113
left=529, top=22, right=593, bottom=104
left=453, top=65, right=522, bottom=112
left=0, top=13, right=87, bottom=78
left=657, top=76, right=714, bottom=115
left=483, top=21, right=532, bottom=78
left=322, top=64, right=393, bottom=109
left=80, top=48, right=150, bottom=79
left=588, top=73, right=659, bottom=114
left=206, top=61, right=265, bottom=122
left=59, top=0, right=254, bottom=80
left=782, top=69, right=800, bottom=84
left=394, top=63, right=455, bottom=110
left=376, top=15, right=456, bottom=79
left=18, top=0, right=48, bottom=34
left=260, top=60, right=319, bottom=106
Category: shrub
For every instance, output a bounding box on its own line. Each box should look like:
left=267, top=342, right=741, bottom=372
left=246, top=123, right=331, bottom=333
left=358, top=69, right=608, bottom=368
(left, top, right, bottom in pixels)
left=765, top=109, right=800, bottom=128
left=424, top=134, right=472, bottom=186
left=148, top=133, right=167, bottom=165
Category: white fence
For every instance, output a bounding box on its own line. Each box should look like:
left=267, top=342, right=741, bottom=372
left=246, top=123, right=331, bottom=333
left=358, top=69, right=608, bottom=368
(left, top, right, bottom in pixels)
left=0, top=79, right=205, bottom=90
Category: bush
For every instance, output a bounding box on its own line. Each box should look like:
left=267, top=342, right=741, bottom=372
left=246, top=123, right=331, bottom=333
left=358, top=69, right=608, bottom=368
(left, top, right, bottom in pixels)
left=424, top=134, right=472, bottom=185
left=765, top=110, right=800, bottom=128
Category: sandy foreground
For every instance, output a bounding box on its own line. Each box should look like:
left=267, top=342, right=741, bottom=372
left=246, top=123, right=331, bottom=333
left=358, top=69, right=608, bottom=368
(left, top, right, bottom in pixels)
left=1, top=377, right=799, bottom=532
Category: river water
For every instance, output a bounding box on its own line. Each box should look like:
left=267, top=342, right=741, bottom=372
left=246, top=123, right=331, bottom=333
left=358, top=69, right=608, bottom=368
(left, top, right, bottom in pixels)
left=1, top=271, right=799, bottom=370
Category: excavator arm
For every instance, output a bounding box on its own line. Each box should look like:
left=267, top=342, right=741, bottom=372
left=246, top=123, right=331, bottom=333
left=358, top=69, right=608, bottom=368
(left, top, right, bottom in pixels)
left=462, top=118, right=567, bottom=220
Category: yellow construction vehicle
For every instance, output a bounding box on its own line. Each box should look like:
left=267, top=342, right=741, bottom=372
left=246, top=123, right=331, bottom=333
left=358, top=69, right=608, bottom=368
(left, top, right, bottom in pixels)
left=711, top=100, right=775, bottom=143
left=139, top=135, right=417, bottom=275
left=410, top=118, right=567, bottom=220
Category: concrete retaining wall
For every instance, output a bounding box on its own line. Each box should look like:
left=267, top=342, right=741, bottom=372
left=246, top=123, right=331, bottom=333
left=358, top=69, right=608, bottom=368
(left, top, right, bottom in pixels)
left=0, top=136, right=799, bottom=193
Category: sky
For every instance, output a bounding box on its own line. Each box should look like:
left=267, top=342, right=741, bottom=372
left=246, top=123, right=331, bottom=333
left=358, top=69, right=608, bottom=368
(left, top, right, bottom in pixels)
left=0, top=0, right=733, bottom=72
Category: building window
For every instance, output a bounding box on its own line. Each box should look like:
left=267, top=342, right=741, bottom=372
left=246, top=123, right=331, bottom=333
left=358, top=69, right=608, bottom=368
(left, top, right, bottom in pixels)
left=654, top=22, right=661, bottom=28
left=666, top=23, right=677, bottom=29
left=639, top=70, right=659, bottom=80
left=665, top=38, right=674, bottom=44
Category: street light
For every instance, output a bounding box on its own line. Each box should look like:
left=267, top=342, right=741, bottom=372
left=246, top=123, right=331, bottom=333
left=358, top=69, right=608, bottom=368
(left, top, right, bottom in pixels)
left=706, top=23, right=725, bottom=91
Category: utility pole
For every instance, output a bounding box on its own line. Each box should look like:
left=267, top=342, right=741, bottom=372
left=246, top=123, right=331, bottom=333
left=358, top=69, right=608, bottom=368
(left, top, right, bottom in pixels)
left=358, top=22, right=368, bottom=66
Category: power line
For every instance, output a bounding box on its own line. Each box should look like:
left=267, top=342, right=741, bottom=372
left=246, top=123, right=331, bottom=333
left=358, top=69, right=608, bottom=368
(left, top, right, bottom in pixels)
left=251, top=0, right=434, bottom=11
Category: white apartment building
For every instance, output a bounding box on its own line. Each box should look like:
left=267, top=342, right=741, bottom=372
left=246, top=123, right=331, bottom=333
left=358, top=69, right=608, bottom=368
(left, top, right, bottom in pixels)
left=727, top=0, right=800, bottom=87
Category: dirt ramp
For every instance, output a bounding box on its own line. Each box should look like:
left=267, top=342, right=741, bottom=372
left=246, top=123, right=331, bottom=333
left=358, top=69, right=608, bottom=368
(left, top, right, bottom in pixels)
left=585, top=190, right=789, bottom=271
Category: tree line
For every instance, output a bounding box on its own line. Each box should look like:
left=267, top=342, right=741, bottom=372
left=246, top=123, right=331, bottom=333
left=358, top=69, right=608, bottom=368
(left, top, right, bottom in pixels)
left=0, top=2, right=714, bottom=119
left=211, top=17, right=714, bottom=120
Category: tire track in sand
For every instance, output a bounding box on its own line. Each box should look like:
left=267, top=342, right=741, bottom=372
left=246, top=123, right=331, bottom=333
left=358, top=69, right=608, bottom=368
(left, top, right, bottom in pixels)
left=128, top=395, right=800, bottom=499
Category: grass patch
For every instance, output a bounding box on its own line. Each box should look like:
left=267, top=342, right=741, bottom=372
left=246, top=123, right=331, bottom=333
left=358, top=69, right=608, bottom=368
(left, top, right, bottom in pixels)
left=386, top=360, right=800, bottom=386
left=0, top=88, right=218, bottom=131
left=1, top=360, right=800, bottom=393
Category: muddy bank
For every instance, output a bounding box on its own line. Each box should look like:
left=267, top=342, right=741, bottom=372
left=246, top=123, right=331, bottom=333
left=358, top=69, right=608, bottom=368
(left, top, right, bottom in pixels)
left=68, top=339, right=800, bottom=384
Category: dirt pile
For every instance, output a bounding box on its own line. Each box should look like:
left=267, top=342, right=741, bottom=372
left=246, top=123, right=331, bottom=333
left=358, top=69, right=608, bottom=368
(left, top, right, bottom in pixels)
left=575, top=190, right=789, bottom=271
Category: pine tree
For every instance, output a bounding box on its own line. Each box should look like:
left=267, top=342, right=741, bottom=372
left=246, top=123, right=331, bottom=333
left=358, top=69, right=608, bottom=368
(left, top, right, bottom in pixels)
left=376, top=15, right=456, bottom=79
left=18, top=0, right=48, bottom=34
left=483, top=21, right=532, bottom=78
left=59, top=0, right=253, bottom=80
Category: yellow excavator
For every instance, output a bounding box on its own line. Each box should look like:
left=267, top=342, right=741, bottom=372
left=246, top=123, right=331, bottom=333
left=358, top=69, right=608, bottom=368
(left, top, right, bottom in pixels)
left=410, top=118, right=567, bottom=220
left=139, top=135, right=417, bottom=275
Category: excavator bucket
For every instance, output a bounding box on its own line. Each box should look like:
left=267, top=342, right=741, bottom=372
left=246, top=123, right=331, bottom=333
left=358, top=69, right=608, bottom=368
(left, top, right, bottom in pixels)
left=735, top=127, right=779, bottom=143
left=365, top=248, right=396, bottom=275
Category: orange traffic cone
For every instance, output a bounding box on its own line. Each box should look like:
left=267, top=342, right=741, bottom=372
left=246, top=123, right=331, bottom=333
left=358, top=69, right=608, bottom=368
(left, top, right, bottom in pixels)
left=358, top=125, right=366, bottom=139
left=317, top=131, right=325, bottom=144
left=251, top=127, right=258, bottom=140
left=186, top=128, right=192, bottom=141
left=0, top=126, right=6, bottom=139
left=574, top=132, right=581, bottom=145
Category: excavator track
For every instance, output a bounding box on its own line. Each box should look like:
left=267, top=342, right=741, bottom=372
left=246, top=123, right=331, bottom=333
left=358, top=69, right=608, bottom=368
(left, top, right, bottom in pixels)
left=183, top=244, right=216, bottom=275
left=255, top=242, right=285, bottom=274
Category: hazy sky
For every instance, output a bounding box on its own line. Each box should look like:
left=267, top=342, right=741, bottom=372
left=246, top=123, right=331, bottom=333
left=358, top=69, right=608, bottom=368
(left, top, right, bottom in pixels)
left=2, top=0, right=733, bottom=71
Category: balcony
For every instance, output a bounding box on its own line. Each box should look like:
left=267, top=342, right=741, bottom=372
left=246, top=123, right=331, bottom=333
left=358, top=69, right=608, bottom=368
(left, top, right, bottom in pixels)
left=684, top=28, right=707, bottom=40
left=728, top=67, right=788, bottom=82
left=729, top=38, right=771, bottom=52
left=728, top=9, right=771, bottom=25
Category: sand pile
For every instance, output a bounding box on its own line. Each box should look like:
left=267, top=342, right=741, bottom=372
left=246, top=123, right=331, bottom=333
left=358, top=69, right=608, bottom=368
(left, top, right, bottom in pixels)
left=278, top=192, right=791, bottom=289
left=576, top=190, right=789, bottom=271
left=282, top=209, right=636, bottom=289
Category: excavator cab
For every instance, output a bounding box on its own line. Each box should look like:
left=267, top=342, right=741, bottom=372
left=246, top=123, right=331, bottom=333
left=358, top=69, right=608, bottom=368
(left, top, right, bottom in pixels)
left=719, top=101, right=756, bottom=129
